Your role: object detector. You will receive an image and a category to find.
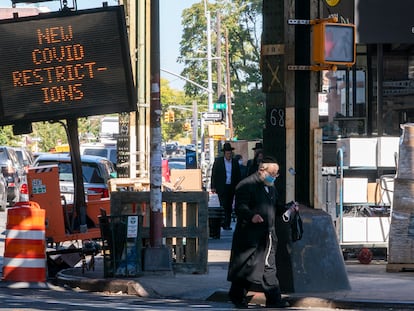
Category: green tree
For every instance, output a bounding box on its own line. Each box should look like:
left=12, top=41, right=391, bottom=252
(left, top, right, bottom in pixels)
left=179, top=0, right=264, bottom=140
left=0, top=117, right=100, bottom=152
left=0, top=126, right=22, bottom=146
left=32, top=121, right=67, bottom=151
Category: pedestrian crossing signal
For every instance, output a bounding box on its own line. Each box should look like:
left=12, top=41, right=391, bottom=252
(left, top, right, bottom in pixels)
left=312, top=22, right=356, bottom=67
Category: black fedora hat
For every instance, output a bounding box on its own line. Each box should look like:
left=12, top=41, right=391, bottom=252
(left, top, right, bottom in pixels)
left=222, top=142, right=234, bottom=151
left=252, top=142, right=263, bottom=150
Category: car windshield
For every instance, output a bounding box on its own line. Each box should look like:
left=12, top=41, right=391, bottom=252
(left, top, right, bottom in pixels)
left=0, top=149, right=9, bottom=164
left=37, top=161, right=105, bottom=183
left=168, top=162, right=186, bottom=170
left=83, top=148, right=107, bottom=158
left=83, top=147, right=117, bottom=165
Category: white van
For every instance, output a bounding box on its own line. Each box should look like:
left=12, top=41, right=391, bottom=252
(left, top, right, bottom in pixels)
left=100, top=116, right=119, bottom=140
left=80, top=143, right=117, bottom=167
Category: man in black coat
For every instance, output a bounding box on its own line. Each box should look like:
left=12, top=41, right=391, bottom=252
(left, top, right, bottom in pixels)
left=246, top=142, right=263, bottom=174
left=210, top=142, right=241, bottom=230
left=227, top=156, right=296, bottom=308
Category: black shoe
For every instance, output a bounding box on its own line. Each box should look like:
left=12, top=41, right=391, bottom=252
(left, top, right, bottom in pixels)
left=229, top=293, right=248, bottom=309
left=233, top=302, right=248, bottom=309
left=231, top=298, right=248, bottom=309
left=265, top=300, right=290, bottom=308
left=222, top=226, right=232, bottom=230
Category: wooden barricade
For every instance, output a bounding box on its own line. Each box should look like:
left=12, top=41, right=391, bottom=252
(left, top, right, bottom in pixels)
left=110, top=191, right=208, bottom=274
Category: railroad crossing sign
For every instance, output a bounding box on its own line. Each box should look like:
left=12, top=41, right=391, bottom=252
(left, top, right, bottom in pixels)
left=202, top=111, right=223, bottom=121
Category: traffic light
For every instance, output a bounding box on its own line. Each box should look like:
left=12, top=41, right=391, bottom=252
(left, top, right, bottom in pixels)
left=164, top=110, right=175, bottom=123
left=164, top=111, right=170, bottom=123
left=312, top=22, right=356, bottom=67
left=169, top=110, right=175, bottom=123
left=183, top=122, right=191, bottom=131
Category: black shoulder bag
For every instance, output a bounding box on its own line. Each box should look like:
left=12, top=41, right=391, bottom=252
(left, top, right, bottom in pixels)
left=291, top=211, right=303, bottom=242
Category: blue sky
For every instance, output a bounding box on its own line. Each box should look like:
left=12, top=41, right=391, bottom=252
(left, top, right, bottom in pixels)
left=160, top=0, right=198, bottom=90
left=0, top=0, right=199, bottom=91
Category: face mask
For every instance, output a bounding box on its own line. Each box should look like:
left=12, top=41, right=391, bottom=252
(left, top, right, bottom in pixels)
left=264, top=174, right=276, bottom=186
left=238, top=160, right=243, bottom=166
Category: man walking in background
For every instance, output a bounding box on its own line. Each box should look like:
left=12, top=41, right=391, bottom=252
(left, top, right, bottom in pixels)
left=246, top=142, right=263, bottom=173
left=211, top=142, right=241, bottom=230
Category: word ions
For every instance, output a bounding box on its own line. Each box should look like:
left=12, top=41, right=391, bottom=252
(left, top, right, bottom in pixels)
left=12, top=25, right=107, bottom=104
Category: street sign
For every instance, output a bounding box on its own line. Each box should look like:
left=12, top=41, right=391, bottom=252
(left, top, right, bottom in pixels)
left=213, top=103, right=226, bottom=109
left=203, top=111, right=223, bottom=121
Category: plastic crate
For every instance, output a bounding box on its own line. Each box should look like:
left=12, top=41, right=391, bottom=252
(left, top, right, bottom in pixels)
left=99, top=213, right=142, bottom=277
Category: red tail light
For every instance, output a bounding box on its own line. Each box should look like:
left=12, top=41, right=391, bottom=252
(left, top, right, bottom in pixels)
left=88, top=188, right=109, bottom=198
left=20, top=183, right=28, bottom=194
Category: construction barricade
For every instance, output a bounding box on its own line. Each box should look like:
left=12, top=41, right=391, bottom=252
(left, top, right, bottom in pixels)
left=3, top=201, right=46, bottom=282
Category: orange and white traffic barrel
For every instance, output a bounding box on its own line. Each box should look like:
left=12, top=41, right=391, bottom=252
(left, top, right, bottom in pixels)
left=3, top=201, right=46, bottom=282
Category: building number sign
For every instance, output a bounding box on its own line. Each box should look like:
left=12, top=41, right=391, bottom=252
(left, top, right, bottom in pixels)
left=269, top=108, right=285, bottom=127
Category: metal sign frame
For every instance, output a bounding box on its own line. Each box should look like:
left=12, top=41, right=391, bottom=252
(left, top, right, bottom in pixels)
left=0, top=5, right=136, bottom=126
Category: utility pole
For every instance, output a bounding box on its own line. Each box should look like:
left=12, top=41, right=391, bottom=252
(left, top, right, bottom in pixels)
left=216, top=12, right=222, bottom=98
left=204, top=0, right=215, bottom=164
left=149, top=0, right=163, bottom=248
left=225, top=28, right=233, bottom=139
left=192, top=100, right=198, bottom=146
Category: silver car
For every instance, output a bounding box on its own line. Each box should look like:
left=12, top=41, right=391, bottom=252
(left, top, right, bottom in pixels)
left=33, top=153, right=116, bottom=202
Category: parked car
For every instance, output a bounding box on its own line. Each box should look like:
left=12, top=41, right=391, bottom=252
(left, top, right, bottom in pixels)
left=14, top=147, right=34, bottom=170
left=0, top=172, right=8, bottom=210
left=80, top=142, right=117, bottom=167
left=0, top=146, right=23, bottom=205
left=33, top=153, right=117, bottom=203
left=166, top=156, right=186, bottom=170
left=165, top=142, right=179, bottom=156
left=14, top=147, right=34, bottom=184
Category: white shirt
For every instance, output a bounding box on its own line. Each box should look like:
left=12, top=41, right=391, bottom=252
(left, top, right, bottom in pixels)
left=224, top=158, right=232, bottom=184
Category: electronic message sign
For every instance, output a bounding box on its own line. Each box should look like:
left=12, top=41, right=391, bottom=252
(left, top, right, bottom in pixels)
left=0, top=6, right=136, bottom=126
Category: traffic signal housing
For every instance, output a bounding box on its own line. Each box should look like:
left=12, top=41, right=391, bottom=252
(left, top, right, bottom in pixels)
left=183, top=122, right=191, bottom=131
left=169, top=110, right=175, bottom=123
left=164, top=111, right=170, bottom=123
left=312, top=22, right=356, bottom=67
left=164, top=110, right=175, bottom=123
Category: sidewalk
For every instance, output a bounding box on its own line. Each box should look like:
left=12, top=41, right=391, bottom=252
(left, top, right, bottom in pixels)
left=55, top=226, right=414, bottom=309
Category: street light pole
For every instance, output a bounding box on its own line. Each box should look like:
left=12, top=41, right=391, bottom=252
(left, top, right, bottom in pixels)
left=204, top=0, right=215, bottom=165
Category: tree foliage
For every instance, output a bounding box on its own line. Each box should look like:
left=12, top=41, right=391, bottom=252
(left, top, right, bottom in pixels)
left=179, top=0, right=265, bottom=140
left=0, top=117, right=100, bottom=153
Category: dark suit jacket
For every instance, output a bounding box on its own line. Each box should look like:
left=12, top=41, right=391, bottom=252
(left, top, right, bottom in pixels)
left=210, top=156, right=241, bottom=194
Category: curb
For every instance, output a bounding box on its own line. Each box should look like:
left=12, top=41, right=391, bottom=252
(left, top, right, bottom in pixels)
left=209, top=290, right=414, bottom=310
left=0, top=281, right=51, bottom=289
left=56, top=267, right=414, bottom=310
left=56, top=268, right=157, bottom=297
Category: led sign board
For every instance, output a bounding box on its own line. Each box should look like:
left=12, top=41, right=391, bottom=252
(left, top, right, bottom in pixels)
left=0, top=6, right=136, bottom=126
left=312, top=22, right=356, bottom=66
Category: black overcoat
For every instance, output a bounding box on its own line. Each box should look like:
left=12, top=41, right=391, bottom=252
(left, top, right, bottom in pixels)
left=210, top=156, right=241, bottom=194
left=227, top=173, right=284, bottom=285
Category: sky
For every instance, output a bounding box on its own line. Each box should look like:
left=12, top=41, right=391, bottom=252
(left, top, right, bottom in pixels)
left=0, top=0, right=199, bottom=91
left=160, top=0, right=199, bottom=90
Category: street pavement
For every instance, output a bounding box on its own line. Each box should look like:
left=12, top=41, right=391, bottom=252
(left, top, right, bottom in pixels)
left=2, top=209, right=414, bottom=309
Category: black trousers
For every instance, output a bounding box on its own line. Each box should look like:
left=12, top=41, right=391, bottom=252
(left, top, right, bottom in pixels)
left=218, top=184, right=234, bottom=228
